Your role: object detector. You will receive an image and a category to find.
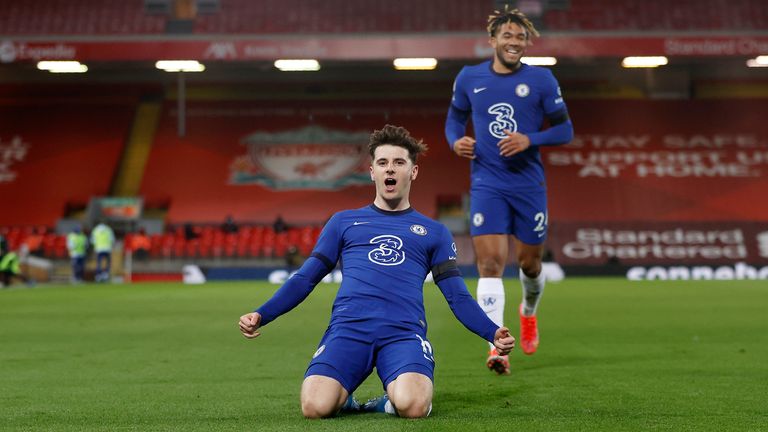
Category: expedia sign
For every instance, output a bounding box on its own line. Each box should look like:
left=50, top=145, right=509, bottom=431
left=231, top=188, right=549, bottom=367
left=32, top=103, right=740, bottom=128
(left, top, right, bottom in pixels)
left=549, top=222, right=768, bottom=266
left=230, top=125, right=370, bottom=190
left=0, top=40, right=76, bottom=63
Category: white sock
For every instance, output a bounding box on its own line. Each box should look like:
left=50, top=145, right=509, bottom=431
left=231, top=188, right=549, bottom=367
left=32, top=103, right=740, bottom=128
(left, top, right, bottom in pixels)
left=384, top=399, right=396, bottom=415
left=477, top=278, right=505, bottom=349
left=520, top=268, right=545, bottom=316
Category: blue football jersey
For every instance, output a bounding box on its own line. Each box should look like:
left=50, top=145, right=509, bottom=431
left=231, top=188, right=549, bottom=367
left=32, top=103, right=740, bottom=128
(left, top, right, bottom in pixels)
left=450, top=61, right=568, bottom=190
left=312, top=205, right=458, bottom=330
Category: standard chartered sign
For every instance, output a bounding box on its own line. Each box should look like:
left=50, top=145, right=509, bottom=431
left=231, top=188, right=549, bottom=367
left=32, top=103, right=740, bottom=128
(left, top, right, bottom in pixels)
left=562, top=228, right=746, bottom=261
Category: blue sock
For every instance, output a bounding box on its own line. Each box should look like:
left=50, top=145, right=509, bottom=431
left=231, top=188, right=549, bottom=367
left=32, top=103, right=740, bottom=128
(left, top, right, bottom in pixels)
left=339, top=394, right=360, bottom=413
left=362, top=394, right=395, bottom=415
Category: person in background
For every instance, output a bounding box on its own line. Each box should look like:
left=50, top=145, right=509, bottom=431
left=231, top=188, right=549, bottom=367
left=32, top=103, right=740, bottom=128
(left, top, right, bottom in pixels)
left=184, top=222, right=198, bottom=241
left=284, top=245, right=303, bottom=272
left=131, top=228, right=151, bottom=261
left=273, top=215, right=288, bottom=234
left=0, top=235, right=31, bottom=287
left=222, top=215, right=239, bottom=234
left=67, top=226, right=88, bottom=283
left=91, top=221, right=115, bottom=282
left=24, top=226, right=45, bottom=257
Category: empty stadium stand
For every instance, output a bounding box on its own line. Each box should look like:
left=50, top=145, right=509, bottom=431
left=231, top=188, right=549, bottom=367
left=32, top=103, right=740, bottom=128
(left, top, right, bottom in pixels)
left=138, top=99, right=468, bottom=225
left=193, top=0, right=486, bottom=34
left=545, top=0, right=768, bottom=32
left=128, top=223, right=322, bottom=260
left=0, top=89, right=137, bottom=227
left=0, top=226, right=67, bottom=259
left=3, top=0, right=763, bottom=36
left=0, top=0, right=165, bottom=35
left=195, top=0, right=768, bottom=34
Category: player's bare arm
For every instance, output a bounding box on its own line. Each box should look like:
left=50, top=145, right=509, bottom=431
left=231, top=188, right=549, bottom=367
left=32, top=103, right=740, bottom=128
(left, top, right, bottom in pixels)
left=452, top=136, right=477, bottom=159
left=497, top=130, right=531, bottom=157
left=239, top=312, right=262, bottom=339
left=493, top=327, right=515, bottom=355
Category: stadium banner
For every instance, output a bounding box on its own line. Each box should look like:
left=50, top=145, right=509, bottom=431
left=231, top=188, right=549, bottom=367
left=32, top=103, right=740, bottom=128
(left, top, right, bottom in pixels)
left=89, top=196, right=143, bottom=220
left=548, top=99, right=768, bottom=223
left=549, top=221, right=768, bottom=266
left=136, top=98, right=768, bottom=228
left=0, top=135, right=28, bottom=183
left=231, top=125, right=370, bottom=189
left=141, top=101, right=466, bottom=224
left=2, top=35, right=768, bottom=63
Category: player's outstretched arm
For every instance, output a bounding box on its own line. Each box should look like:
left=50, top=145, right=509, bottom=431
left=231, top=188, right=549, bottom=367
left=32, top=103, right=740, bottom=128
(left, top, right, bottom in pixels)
left=245, top=255, right=333, bottom=331
left=239, top=312, right=262, bottom=339
left=494, top=327, right=515, bottom=356
left=435, top=274, right=500, bottom=343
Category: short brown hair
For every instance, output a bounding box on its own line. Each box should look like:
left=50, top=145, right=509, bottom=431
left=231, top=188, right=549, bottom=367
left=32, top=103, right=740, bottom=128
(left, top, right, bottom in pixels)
left=368, top=124, right=428, bottom=163
left=487, top=5, right=540, bottom=39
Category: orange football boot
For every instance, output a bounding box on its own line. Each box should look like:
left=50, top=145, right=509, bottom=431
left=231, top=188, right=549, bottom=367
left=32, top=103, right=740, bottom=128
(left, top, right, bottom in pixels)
left=519, top=303, right=539, bottom=355
left=486, top=347, right=510, bottom=375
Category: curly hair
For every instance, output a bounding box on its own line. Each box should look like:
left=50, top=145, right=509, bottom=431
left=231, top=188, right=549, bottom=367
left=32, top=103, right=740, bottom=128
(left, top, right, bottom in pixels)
left=487, top=5, right=540, bottom=40
left=368, top=124, right=428, bottom=163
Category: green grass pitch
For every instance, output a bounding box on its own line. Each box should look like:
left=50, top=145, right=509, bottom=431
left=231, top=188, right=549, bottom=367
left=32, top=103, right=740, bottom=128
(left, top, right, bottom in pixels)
left=1, top=278, right=766, bottom=431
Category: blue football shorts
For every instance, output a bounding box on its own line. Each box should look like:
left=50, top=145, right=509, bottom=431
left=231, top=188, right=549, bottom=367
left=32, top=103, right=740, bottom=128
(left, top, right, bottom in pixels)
left=469, top=186, right=548, bottom=245
left=304, top=321, right=435, bottom=393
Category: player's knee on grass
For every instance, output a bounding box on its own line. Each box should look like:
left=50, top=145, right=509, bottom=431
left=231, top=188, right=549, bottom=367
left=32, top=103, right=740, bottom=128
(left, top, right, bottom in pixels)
left=388, top=372, right=433, bottom=418
left=301, top=398, right=340, bottom=419
left=392, top=394, right=431, bottom=418
left=300, top=375, right=347, bottom=419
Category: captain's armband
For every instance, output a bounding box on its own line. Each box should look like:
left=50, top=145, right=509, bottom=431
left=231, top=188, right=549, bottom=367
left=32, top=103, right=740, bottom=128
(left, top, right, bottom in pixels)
left=431, top=259, right=462, bottom=283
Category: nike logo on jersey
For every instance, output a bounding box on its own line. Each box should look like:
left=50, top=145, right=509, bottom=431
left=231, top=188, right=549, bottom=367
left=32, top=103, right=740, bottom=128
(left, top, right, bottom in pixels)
left=353, top=221, right=370, bottom=225
left=473, top=87, right=487, bottom=94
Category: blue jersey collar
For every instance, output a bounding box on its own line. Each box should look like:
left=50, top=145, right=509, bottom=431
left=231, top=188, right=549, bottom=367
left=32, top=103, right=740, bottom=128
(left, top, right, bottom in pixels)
left=488, top=60, right=527, bottom=77
left=369, top=204, right=414, bottom=216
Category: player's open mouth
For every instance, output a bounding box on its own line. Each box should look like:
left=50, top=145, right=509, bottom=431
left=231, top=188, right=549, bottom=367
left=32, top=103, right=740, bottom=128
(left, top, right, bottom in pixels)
left=384, top=177, right=396, bottom=192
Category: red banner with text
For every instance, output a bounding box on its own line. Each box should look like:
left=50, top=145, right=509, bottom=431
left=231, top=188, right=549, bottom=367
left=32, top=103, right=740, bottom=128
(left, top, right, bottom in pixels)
left=547, top=99, right=768, bottom=223
left=546, top=99, right=768, bottom=266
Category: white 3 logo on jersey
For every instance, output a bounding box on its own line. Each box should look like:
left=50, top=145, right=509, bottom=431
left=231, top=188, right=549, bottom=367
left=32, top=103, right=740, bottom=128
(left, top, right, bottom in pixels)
left=487, top=102, right=518, bottom=139
left=368, top=235, right=406, bottom=266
